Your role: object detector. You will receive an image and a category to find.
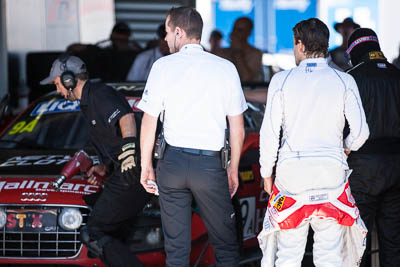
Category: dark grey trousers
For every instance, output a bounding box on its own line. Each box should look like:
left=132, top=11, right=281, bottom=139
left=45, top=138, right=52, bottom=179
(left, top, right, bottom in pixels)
left=348, top=153, right=400, bottom=267
left=87, top=167, right=150, bottom=267
left=156, top=147, right=240, bottom=267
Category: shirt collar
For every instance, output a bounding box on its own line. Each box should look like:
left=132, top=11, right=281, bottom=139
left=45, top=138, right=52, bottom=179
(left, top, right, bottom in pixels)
left=299, top=57, right=328, bottom=67
left=180, top=44, right=203, bottom=52
left=80, top=81, right=90, bottom=108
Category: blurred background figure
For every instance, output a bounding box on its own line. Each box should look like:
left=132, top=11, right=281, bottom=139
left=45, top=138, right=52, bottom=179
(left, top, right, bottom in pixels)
left=215, top=17, right=263, bottom=82
left=126, top=23, right=169, bottom=81
left=330, top=17, right=360, bottom=70
left=208, top=29, right=223, bottom=54
left=66, top=43, right=101, bottom=54
left=243, top=89, right=267, bottom=104
left=97, top=22, right=142, bottom=52
left=392, top=44, right=400, bottom=69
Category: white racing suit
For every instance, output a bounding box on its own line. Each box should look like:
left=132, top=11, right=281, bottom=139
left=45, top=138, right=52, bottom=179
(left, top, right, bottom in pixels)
left=258, top=58, right=370, bottom=266
left=258, top=168, right=367, bottom=267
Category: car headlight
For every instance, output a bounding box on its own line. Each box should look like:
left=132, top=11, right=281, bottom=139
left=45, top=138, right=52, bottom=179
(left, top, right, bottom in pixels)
left=58, top=208, right=82, bottom=231
left=0, top=208, right=6, bottom=228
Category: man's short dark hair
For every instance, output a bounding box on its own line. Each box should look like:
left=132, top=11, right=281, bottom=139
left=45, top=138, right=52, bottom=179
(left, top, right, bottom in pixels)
left=293, top=18, right=329, bottom=57
left=167, top=7, right=203, bottom=40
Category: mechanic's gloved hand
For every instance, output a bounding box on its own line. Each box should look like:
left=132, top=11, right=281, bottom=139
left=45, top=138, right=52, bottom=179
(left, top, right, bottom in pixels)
left=118, top=137, right=137, bottom=172
left=118, top=137, right=141, bottom=186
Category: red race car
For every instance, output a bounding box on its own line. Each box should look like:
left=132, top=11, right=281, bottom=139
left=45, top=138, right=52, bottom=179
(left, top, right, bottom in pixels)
left=0, top=83, right=266, bottom=266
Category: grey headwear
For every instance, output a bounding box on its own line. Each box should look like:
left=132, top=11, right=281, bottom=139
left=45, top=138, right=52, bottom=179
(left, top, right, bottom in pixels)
left=40, top=55, right=86, bottom=85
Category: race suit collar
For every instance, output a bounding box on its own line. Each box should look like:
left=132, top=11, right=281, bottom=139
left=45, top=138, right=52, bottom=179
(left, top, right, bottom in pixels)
left=299, top=57, right=328, bottom=67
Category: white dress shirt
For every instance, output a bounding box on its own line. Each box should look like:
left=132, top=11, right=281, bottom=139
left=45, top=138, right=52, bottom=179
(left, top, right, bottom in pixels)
left=259, top=58, right=369, bottom=178
left=126, top=47, right=163, bottom=81
left=138, top=44, right=248, bottom=151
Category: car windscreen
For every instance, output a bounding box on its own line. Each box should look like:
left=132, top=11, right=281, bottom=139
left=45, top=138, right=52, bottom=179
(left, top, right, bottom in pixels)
left=0, top=96, right=88, bottom=150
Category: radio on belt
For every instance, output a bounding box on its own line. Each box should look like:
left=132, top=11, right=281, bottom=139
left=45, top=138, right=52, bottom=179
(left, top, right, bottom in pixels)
left=221, top=129, right=231, bottom=169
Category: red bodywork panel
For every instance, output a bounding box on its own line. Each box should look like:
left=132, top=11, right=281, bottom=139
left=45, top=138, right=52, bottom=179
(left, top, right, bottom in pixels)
left=0, top=177, right=98, bottom=206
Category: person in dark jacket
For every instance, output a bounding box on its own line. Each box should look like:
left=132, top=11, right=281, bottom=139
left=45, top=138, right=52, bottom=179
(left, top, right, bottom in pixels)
left=40, top=54, right=150, bottom=267
left=346, top=28, right=400, bottom=267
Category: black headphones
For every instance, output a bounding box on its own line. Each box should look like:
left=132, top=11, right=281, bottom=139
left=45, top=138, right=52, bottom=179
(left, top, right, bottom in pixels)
left=59, top=54, right=77, bottom=91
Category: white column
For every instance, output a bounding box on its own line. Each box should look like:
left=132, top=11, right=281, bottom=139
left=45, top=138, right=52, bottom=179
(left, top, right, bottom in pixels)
left=378, top=0, right=400, bottom=62
left=196, top=0, right=214, bottom=50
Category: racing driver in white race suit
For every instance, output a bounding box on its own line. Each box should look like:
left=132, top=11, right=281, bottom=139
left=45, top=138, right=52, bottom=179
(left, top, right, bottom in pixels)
left=257, top=18, right=370, bottom=267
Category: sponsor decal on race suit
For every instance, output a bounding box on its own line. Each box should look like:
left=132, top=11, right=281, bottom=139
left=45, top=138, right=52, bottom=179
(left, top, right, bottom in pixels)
left=257, top=179, right=368, bottom=267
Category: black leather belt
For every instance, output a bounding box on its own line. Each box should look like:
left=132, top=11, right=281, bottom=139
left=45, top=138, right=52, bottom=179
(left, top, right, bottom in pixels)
left=167, top=144, right=220, bottom=157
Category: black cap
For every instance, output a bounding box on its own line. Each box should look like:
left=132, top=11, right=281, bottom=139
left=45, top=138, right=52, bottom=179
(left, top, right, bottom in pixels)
left=346, top=28, right=382, bottom=65
left=334, top=17, right=360, bottom=32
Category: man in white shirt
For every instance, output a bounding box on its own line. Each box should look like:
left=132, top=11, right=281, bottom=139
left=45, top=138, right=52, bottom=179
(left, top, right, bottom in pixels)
left=126, top=23, right=169, bottom=81
left=138, top=7, right=247, bottom=267
left=258, top=18, right=369, bottom=267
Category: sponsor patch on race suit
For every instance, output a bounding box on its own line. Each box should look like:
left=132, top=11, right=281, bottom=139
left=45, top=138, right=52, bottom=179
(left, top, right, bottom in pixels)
left=258, top=173, right=367, bottom=267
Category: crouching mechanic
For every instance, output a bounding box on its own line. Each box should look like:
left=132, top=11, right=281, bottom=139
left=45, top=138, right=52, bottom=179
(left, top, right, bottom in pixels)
left=40, top=54, right=150, bottom=267
left=257, top=19, right=370, bottom=267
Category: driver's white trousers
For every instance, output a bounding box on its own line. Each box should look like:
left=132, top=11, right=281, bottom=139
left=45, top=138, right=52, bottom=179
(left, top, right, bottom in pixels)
left=276, top=217, right=344, bottom=267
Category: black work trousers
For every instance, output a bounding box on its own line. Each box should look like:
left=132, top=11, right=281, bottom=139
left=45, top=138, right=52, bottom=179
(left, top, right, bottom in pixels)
left=87, top=167, right=150, bottom=267
left=156, top=147, right=240, bottom=267
left=348, top=153, right=400, bottom=267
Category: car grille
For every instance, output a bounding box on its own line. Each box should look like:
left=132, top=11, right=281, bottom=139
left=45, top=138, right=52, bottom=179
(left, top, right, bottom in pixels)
left=0, top=205, right=89, bottom=258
